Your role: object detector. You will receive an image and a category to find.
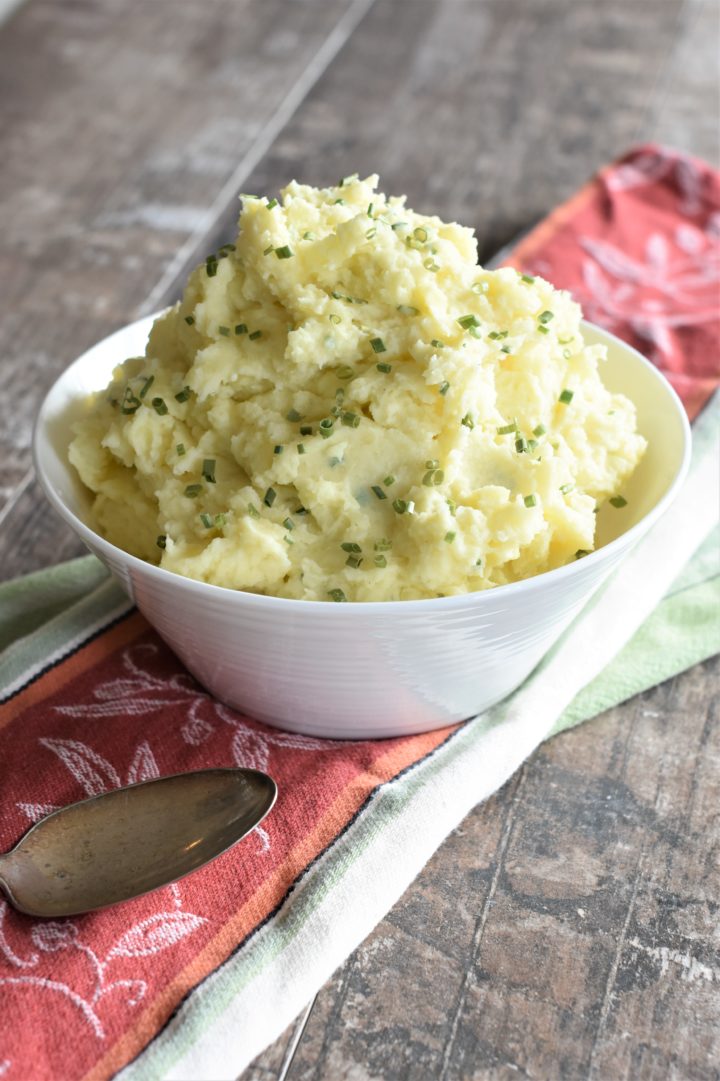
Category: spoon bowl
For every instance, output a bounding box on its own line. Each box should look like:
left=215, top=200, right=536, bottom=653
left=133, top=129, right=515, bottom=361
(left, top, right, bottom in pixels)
left=0, top=768, right=277, bottom=918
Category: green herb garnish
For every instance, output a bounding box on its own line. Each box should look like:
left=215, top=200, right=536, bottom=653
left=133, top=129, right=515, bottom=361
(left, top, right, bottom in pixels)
left=327, top=588, right=347, bottom=602
left=371, top=485, right=387, bottom=500
left=184, top=484, right=203, bottom=498
left=609, top=496, right=628, bottom=508
left=175, top=386, right=192, bottom=402
left=151, top=397, right=168, bottom=416
left=275, top=245, right=293, bottom=259
left=202, top=459, right=216, bottom=484
left=156, top=535, right=167, bottom=549
left=558, top=389, right=574, bottom=404
left=523, top=494, right=537, bottom=508
left=370, top=337, right=386, bottom=354
left=376, top=362, right=392, bottom=373
left=235, top=323, right=248, bottom=335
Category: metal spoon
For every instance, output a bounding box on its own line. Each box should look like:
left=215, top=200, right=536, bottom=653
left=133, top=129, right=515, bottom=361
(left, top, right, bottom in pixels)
left=0, top=768, right=277, bottom=918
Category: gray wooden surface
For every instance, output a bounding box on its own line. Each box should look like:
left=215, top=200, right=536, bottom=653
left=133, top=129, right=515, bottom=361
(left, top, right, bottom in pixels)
left=1, top=0, right=718, bottom=1077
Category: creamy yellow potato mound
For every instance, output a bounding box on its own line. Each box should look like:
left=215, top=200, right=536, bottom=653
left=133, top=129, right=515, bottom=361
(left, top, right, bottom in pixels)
left=70, top=176, right=646, bottom=601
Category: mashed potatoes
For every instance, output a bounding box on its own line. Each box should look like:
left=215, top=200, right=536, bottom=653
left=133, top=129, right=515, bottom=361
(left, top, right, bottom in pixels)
left=69, top=175, right=645, bottom=601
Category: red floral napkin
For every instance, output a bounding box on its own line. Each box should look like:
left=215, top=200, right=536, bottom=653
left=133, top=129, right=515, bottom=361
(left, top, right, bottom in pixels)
left=0, top=145, right=717, bottom=1081
left=502, top=143, right=720, bottom=419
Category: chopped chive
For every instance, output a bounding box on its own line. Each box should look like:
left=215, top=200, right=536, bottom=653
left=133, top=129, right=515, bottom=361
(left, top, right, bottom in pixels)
left=297, top=443, right=306, bottom=455
left=497, top=422, right=518, bottom=435
left=286, top=408, right=303, bottom=422
left=274, top=445, right=284, bottom=454
left=331, top=290, right=343, bottom=300
left=341, top=542, right=362, bottom=553
left=523, top=494, right=537, bottom=508
left=302, top=231, right=317, bottom=241
left=475, top=557, right=483, bottom=566
left=319, top=417, right=334, bottom=434
left=184, top=484, right=203, bottom=498
left=367, top=203, right=374, bottom=217
left=374, top=538, right=392, bottom=552
left=365, top=227, right=377, bottom=240
left=439, top=381, right=450, bottom=396
left=371, top=485, right=387, bottom=500
left=329, top=456, right=343, bottom=468
left=521, top=274, right=535, bottom=284
left=295, top=507, right=309, bottom=515
left=461, top=413, right=475, bottom=430
left=175, top=386, right=192, bottom=402
left=266, top=198, right=278, bottom=210
left=151, top=397, right=168, bottom=416
left=327, top=588, right=347, bottom=602
left=559, top=388, right=574, bottom=404
left=391, top=221, right=408, bottom=231
left=299, top=424, right=313, bottom=436
left=120, top=389, right=140, bottom=415
left=488, top=330, right=509, bottom=340
left=431, top=339, right=445, bottom=349
left=235, top=323, right=248, bottom=335
left=247, top=503, right=260, bottom=519
left=345, top=554, right=363, bottom=569
left=527, top=438, right=539, bottom=452
left=444, top=531, right=456, bottom=544
left=533, top=424, right=547, bottom=437
left=370, top=337, right=386, bottom=354
left=215, top=513, right=226, bottom=528
left=202, top=459, right=216, bottom=484
left=609, top=495, right=628, bottom=508
left=397, top=304, right=419, bottom=315
left=383, top=474, right=395, bottom=487
left=426, top=459, right=439, bottom=469
left=206, top=256, right=218, bottom=277
left=515, top=436, right=528, bottom=453
left=329, top=313, right=341, bottom=324
left=559, top=483, right=575, bottom=494
left=563, top=348, right=572, bottom=359
left=283, top=517, right=294, bottom=531
left=423, top=259, right=439, bottom=272
left=538, top=310, right=554, bottom=324
left=457, top=314, right=480, bottom=330
left=333, top=198, right=345, bottom=205
left=373, top=555, right=387, bottom=568
left=422, top=469, right=444, bottom=486
left=341, top=411, right=360, bottom=428
left=184, top=315, right=195, bottom=325
left=500, top=345, right=512, bottom=355
left=376, top=362, right=392, bottom=373
left=339, top=173, right=358, bottom=187
left=218, top=325, right=230, bottom=336
left=337, top=365, right=355, bottom=380
left=275, top=245, right=293, bottom=259
left=139, top=375, right=154, bottom=399
left=264, top=488, right=277, bottom=507
left=219, top=243, right=235, bottom=254
left=249, top=330, right=262, bottom=341
left=392, top=499, right=409, bottom=514
left=200, top=513, right=214, bottom=528
left=446, top=498, right=457, bottom=516
left=176, top=443, right=186, bottom=456
left=575, top=549, right=590, bottom=559
left=156, top=534, right=167, bottom=549
left=538, top=325, right=550, bottom=335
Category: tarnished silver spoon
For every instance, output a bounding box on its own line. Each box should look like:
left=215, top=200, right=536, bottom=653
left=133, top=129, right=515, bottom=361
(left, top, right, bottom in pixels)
left=0, top=768, right=277, bottom=918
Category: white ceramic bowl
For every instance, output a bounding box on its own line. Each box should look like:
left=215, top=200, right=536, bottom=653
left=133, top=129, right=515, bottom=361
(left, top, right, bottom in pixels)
left=33, top=317, right=691, bottom=739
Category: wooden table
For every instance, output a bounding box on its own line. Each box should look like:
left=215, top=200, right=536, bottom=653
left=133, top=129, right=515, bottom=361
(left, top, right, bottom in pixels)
left=1, top=1, right=717, bottom=1077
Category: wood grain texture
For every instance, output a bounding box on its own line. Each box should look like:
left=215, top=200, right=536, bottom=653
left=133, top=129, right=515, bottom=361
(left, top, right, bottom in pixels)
left=0, top=0, right=717, bottom=1078
left=278, top=658, right=720, bottom=1081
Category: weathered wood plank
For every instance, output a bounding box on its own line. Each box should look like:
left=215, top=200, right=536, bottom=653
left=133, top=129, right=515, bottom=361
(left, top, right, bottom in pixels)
left=0, top=0, right=358, bottom=520
left=280, top=658, right=719, bottom=1081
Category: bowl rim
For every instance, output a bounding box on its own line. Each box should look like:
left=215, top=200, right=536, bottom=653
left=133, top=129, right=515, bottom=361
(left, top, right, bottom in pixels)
left=33, top=317, right=692, bottom=614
